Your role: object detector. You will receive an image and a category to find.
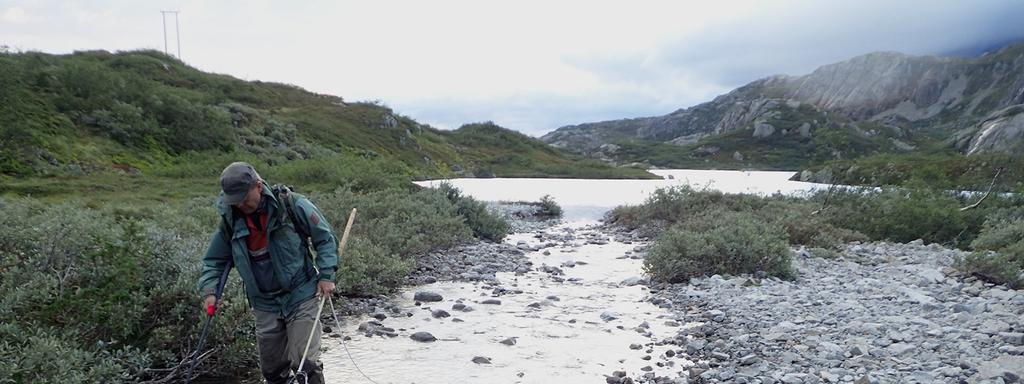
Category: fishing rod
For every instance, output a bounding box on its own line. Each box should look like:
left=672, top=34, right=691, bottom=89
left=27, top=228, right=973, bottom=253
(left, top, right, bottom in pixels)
left=185, top=260, right=234, bottom=384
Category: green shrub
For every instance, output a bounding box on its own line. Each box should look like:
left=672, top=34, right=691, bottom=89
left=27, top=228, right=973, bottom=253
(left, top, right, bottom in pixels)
left=312, top=183, right=509, bottom=294
left=820, top=187, right=988, bottom=247
left=755, top=199, right=867, bottom=249
left=969, top=207, right=1024, bottom=251
left=0, top=174, right=506, bottom=380
left=610, top=185, right=861, bottom=249
left=538, top=194, right=563, bottom=218
left=435, top=182, right=509, bottom=242
left=959, top=249, right=1023, bottom=289
left=334, top=238, right=414, bottom=295
left=315, top=186, right=471, bottom=258
left=644, top=211, right=794, bottom=283
left=0, top=198, right=257, bottom=383
left=610, top=186, right=743, bottom=230
left=614, top=184, right=1024, bottom=286
left=959, top=207, right=1024, bottom=288
left=0, top=324, right=125, bottom=384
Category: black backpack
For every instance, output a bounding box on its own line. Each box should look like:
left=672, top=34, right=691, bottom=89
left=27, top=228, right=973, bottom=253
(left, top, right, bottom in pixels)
left=270, top=184, right=313, bottom=250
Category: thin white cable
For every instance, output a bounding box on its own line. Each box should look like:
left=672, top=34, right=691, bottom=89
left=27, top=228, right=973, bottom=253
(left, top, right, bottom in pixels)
left=328, top=295, right=383, bottom=384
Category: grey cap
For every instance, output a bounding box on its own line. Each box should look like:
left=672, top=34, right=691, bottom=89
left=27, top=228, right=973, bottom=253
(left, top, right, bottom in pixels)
left=220, top=162, right=259, bottom=205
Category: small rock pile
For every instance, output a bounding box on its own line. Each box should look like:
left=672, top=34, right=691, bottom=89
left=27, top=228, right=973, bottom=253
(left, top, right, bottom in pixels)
left=406, top=241, right=532, bottom=284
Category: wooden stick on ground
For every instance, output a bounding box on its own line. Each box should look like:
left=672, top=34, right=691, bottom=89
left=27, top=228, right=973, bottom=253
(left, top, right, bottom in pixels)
left=960, top=167, right=1004, bottom=212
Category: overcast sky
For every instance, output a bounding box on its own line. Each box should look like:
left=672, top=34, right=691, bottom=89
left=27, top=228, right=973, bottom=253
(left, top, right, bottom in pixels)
left=3, top=0, right=1024, bottom=136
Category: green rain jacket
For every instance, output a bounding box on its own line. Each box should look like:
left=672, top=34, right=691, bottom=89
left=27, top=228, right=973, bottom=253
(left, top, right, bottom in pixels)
left=197, top=184, right=339, bottom=316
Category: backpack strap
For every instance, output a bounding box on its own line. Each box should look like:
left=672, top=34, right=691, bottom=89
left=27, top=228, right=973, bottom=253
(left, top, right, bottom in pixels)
left=273, top=184, right=314, bottom=249
left=220, top=183, right=315, bottom=255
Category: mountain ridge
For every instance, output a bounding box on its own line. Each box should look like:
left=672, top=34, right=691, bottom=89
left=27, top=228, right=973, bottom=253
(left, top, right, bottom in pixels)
left=542, top=42, right=1024, bottom=169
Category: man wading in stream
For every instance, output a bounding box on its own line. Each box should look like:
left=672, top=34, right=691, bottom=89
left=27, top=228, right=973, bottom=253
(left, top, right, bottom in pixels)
left=197, top=162, right=339, bottom=384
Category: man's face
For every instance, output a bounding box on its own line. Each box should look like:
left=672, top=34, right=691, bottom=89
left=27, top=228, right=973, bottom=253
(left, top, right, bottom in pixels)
left=234, top=180, right=263, bottom=214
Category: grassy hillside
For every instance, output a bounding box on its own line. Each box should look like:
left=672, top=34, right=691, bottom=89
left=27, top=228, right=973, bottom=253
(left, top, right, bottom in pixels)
left=446, top=122, right=653, bottom=178
left=0, top=49, right=650, bottom=185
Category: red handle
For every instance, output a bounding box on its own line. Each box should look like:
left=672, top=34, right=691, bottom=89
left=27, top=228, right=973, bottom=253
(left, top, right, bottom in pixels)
left=206, top=304, right=216, bottom=317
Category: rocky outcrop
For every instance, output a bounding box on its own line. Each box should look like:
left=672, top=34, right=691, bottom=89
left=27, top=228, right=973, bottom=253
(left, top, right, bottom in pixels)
left=542, top=43, right=1024, bottom=161
left=967, top=105, right=1024, bottom=155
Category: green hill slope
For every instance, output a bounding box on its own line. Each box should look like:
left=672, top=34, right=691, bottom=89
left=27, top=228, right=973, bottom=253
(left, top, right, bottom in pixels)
left=0, top=49, right=651, bottom=182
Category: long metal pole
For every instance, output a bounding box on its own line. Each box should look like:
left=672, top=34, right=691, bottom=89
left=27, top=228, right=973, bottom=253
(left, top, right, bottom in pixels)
left=175, top=12, right=181, bottom=59
left=161, top=11, right=168, bottom=55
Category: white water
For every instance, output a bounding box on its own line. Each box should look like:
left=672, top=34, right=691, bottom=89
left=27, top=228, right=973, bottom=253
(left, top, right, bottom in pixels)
left=321, top=170, right=828, bottom=383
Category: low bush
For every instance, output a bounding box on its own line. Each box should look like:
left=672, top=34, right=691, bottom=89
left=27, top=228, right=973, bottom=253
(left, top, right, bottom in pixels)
left=538, top=194, right=563, bottom=218
left=609, top=186, right=762, bottom=231
left=958, top=207, right=1024, bottom=288
left=969, top=207, right=1024, bottom=251
left=434, top=182, right=509, bottom=242
left=333, top=238, right=415, bottom=295
left=959, top=250, right=1023, bottom=289
left=0, top=180, right=509, bottom=381
left=312, top=185, right=474, bottom=295
left=644, top=210, right=793, bottom=283
left=610, top=185, right=862, bottom=249
left=0, top=198, right=257, bottom=383
left=819, top=187, right=986, bottom=247
left=613, top=184, right=1021, bottom=284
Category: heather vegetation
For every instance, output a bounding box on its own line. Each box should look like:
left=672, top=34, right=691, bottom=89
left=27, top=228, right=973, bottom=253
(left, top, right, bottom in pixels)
left=0, top=49, right=650, bottom=180
left=800, top=152, right=1024, bottom=192
left=610, top=185, right=1024, bottom=286
left=0, top=174, right=508, bottom=382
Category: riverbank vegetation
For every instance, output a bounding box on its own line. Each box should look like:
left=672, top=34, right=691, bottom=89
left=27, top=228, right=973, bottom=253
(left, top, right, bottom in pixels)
left=610, top=185, right=1024, bottom=288
left=798, top=152, right=1024, bottom=192
left=0, top=170, right=509, bottom=382
left=0, top=47, right=645, bottom=383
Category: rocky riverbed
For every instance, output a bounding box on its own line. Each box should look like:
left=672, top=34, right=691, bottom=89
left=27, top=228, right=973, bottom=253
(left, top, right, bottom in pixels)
left=321, top=218, right=678, bottom=384
left=329, top=204, right=551, bottom=317
left=635, top=240, right=1024, bottom=384
left=322, top=216, right=1022, bottom=384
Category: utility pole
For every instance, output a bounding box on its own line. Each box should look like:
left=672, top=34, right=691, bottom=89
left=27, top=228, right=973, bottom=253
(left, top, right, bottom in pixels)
left=161, top=11, right=167, bottom=55
left=175, top=11, right=181, bottom=60
left=160, top=10, right=181, bottom=59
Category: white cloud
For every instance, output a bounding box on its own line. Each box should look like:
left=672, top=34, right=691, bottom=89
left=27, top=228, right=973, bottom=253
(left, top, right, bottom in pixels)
left=2, top=0, right=1023, bottom=135
left=2, top=6, right=30, bottom=23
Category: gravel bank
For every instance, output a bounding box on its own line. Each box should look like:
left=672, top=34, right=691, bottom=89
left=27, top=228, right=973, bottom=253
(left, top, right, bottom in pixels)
left=629, top=241, right=1024, bottom=384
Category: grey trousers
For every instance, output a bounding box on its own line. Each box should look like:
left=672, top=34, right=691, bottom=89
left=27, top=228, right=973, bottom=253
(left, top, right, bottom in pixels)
left=254, top=297, right=324, bottom=384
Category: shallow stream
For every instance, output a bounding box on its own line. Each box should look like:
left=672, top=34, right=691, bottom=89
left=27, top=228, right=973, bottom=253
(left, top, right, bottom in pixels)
left=322, top=170, right=824, bottom=383
left=324, top=221, right=700, bottom=383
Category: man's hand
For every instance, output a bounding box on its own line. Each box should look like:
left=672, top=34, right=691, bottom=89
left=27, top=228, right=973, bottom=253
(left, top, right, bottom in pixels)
left=202, top=295, right=225, bottom=313
left=316, top=281, right=335, bottom=298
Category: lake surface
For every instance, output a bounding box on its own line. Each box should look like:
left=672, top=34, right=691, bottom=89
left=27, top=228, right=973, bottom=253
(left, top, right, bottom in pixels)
left=321, top=170, right=828, bottom=383
left=416, top=169, right=829, bottom=220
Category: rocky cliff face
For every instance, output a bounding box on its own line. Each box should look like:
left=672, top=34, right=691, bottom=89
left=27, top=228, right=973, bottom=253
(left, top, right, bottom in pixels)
left=542, top=43, right=1024, bottom=164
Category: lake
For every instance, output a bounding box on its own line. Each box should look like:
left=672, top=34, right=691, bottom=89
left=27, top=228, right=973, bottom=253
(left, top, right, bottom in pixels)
left=416, top=169, right=829, bottom=220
